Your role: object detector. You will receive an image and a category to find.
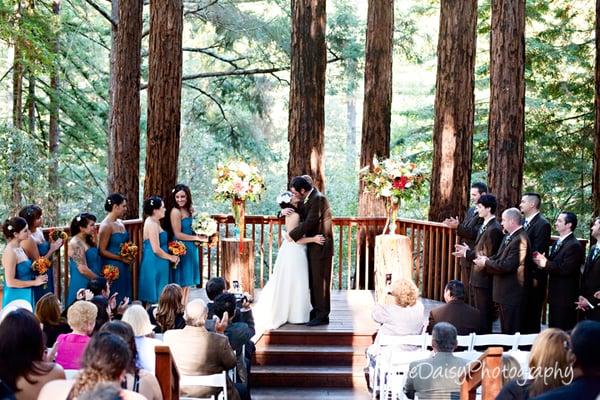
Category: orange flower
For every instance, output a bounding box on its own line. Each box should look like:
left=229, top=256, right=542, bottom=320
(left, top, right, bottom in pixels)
left=119, top=241, right=138, bottom=258
left=32, top=257, right=52, bottom=275
left=168, top=241, right=187, bottom=256
left=102, top=265, right=120, bottom=282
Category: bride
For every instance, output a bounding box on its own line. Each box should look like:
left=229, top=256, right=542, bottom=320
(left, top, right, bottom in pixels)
left=253, top=191, right=325, bottom=332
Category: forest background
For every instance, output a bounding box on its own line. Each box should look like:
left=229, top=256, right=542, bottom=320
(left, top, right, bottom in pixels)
left=0, top=0, right=594, bottom=238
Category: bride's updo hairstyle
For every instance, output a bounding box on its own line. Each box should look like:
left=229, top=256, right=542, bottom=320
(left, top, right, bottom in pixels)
left=277, top=191, right=295, bottom=210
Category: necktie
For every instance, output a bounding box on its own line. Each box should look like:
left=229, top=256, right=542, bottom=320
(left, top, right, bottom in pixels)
left=504, top=235, right=511, bottom=245
left=478, top=224, right=487, bottom=236
left=552, top=240, right=563, bottom=257
left=593, top=245, right=600, bottom=261
left=523, top=219, right=530, bottom=231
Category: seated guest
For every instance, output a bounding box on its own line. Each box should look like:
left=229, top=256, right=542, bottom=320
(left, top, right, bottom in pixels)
left=35, top=293, right=71, bottom=348
left=88, top=277, right=129, bottom=319
left=90, top=295, right=111, bottom=334
left=87, top=276, right=110, bottom=297
left=48, top=300, right=97, bottom=369
left=163, top=299, right=241, bottom=400
left=497, top=328, right=572, bottom=399
left=0, top=309, right=65, bottom=400
left=404, top=322, right=468, bottom=399
left=206, top=276, right=227, bottom=318
left=206, top=277, right=255, bottom=331
left=501, top=354, right=523, bottom=386
left=38, top=332, right=146, bottom=400
left=99, top=321, right=163, bottom=400
left=426, top=280, right=483, bottom=335
left=533, top=320, right=600, bottom=399
left=121, top=304, right=162, bottom=374
left=148, top=283, right=186, bottom=334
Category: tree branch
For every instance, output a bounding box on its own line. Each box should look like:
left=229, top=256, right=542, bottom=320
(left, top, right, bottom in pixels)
left=184, top=82, right=236, bottom=136
left=182, top=47, right=245, bottom=69
left=84, top=0, right=117, bottom=27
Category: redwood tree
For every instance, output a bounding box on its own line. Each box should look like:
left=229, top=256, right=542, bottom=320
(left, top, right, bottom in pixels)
left=144, top=0, right=183, bottom=201
left=108, top=0, right=143, bottom=218
left=428, top=0, right=477, bottom=222
left=287, top=0, right=327, bottom=192
left=47, top=0, right=61, bottom=224
left=594, top=0, right=600, bottom=218
left=356, top=0, right=393, bottom=289
left=487, top=0, right=525, bottom=213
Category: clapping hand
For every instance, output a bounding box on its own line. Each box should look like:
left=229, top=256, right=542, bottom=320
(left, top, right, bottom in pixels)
left=76, top=288, right=93, bottom=301
left=215, top=311, right=229, bottom=334
left=452, top=243, right=469, bottom=258
left=473, top=255, right=488, bottom=271
left=575, top=296, right=592, bottom=311
left=532, top=251, right=547, bottom=268
left=443, top=216, right=460, bottom=229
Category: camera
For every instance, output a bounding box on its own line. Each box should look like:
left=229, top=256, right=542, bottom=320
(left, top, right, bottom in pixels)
left=231, top=280, right=248, bottom=305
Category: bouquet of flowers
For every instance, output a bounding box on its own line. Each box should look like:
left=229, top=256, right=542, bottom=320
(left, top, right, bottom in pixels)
left=359, top=156, right=426, bottom=204
left=32, top=257, right=52, bottom=289
left=168, top=241, right=187, bottom=269
left=49, top=228, right=68, bottom=242
left=192, top=213, right=218, bottom=237
left=213, top=160, right=266, bottom=202
left=119, top=241, right=138, bottom=259
left=102, top=265, right=120, bottom=282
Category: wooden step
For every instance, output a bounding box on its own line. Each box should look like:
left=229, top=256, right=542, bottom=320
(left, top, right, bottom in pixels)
left=254, top=344, right=367, bottom=366
left=251, top=365, right=368, bottom=388
left=257, top=328, right=375, bottom=347
left=251, top=387, right=371, bottom=400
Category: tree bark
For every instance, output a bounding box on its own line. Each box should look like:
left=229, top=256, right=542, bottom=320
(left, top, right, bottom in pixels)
left=356, top=0, right=393, bottom=289
left=287, top=0, right=327, bottom=192
left=47, top=0, right=61, bottom=225
left=428, top=0, right=477, bottom=222
left=11, top=1, right=25, bottom=212
left=345, top=93, right=356, bottom=168
left=594, top=0, right=600, bottom=218
left=487, top=0, right=525, bottom=213
left=144, top=0, right=182, bottom=201
left=108, top=0, right=143, bottom=218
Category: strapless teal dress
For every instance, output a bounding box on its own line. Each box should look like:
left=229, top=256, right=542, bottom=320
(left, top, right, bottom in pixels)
left=139, top=231, right=169, bottom=304
left=2, top=259, right=35, bottom=307
left=67, top=247, right=102, bottom=305
left=102, top=231, right=132, bottom=303
left=33, top=240, right=53, bottom=302
left=171, top=217, right=200, bottom=287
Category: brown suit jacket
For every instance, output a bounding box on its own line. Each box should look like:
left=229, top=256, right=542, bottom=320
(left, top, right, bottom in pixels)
left=468, top=218, right=503, bottom=289
left=163, top=326, right=239, bottom=400
left=289, top=189, right=333, bottom=259
left=457, top=206, right=483, bottom=271
left=426, top=299, right=483, bottom=335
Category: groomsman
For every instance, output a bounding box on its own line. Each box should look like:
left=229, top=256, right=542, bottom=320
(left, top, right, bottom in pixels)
left=519, top=192, right=551, bottom=333
left=473, top=208, right=531, bottom=334
left=576, top=217, right=600, bottom=322
left=444, top=182, right=487, bottom=303
left=533, top=212, right=584, bottom=331
left=453, top=194, right=503, bottom=333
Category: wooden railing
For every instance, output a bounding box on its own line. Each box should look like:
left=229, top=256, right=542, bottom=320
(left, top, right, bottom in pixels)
left=460, top=347, right=503, bottom=400
left=155, top=345, right=180, bottom=400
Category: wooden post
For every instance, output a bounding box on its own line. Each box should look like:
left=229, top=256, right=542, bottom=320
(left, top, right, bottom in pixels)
left=220, top=238, right=255, bottom=296
left=374, top=234, right=413, bottom=304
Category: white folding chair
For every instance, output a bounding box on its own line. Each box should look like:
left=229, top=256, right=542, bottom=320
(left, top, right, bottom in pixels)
left=180, top=371, right=228, bottom=400
left=471, top=334, right=518, bottom=351
left=506, top=350, right=530, bottom=378
left=384, top=350, right=432, bottom=400
left=456, top=333, right=475, bottom=350
left=513, top=333, right=537, bottom=350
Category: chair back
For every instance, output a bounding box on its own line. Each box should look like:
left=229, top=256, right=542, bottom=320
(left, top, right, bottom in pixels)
left=180, top=371, right=228, bottom=400
left=471, top=334, right=518, bottom=350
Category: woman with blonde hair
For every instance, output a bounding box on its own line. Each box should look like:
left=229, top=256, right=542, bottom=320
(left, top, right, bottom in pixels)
left=121, top=305, right=162, bottom=373
left=148, top=283, right=186, bottom=333
left=497, top=328, right=573, bottom=399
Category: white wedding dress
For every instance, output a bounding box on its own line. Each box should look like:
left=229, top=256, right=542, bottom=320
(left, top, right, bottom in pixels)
left=253, top=230, right=312, bottom=333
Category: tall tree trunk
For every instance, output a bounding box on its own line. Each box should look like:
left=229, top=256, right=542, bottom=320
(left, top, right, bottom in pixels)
left=47, top=0, right=61, bottom=224
left=287, top=0, right=327, bottom=192
left=594, top=0, right=600, bottom=218
left=356, top=0, right=393, bottom=289
left=144, top=0, right=183, bottom=201
left=109, top=0, right=143, bottom=219
left=27, top=72, right=35, bottom=135
left=11, top=0, right=24, bottom=212
left=345, top=94, right=356, bottom=168
left=428, top=0, right=478, bottom=222
left=487, top=0, right=525, bottom=213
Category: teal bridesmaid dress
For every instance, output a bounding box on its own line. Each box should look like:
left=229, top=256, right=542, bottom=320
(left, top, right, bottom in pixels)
left=139, top=231, right=169, bottom=304
left=2, top=257, right=35, bottom=307
left=67, top=247, right=102, bottom=305
left=102, top=231, right=132, bottom=303
left=33, top=240, right=53, bottom=302
left=171, top=217, right=200, bottom=287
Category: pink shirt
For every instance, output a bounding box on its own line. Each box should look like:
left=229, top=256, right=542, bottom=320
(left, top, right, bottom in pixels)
left=54, top=333, right=90, bottom=369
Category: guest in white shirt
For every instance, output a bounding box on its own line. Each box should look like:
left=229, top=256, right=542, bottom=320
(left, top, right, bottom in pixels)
left=122, top=304, right=162, bottom=373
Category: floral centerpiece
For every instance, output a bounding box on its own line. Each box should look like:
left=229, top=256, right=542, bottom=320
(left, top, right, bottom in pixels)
left=102, top=265, right=120, bottom=282
left=49, top=228, right=68, bottom=242
left=213, top=160, right=266, bottom=239
left=360, top=155, right=426, bottom=234
left=32, top=257, right=52, bottom=289
left=192, top=212, right=219, bottom=247
left=119, top=241, right=138, bottom=261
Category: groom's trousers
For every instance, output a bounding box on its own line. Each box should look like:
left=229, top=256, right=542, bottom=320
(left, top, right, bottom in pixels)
left=307, top=243, right=333, bottom=321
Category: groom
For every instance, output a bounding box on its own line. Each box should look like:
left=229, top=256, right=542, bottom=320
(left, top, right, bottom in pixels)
left=287, top=175, right=333, bottom=326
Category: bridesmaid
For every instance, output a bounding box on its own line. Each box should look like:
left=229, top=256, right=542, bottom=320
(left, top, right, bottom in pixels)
left=139, top=196, right=179, bottom=304
left=165, top=184, right=204, bottom=301
left=2, top=217, right=47, bottom=307
left=19, top=205, right=64, bottom=302
left=98, top=193, right=132, bottom=304
left=66, top=213, right=101, bottom=306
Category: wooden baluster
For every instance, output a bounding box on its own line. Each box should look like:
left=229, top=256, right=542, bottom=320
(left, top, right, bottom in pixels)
left=347, top=223, right=352, bottom=290
left=337, top=224, right=343, bottom=289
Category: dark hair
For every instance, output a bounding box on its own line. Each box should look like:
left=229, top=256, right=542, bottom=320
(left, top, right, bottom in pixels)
left=0, top=309, right=52, bottom=392
left=560, top=211, right=577, bottom=232
left=70, top=213, right=97, bottom=247
left=571, top=320, right=600, bottom=373
left=143, top=196, right=163, bottom=218
left=213, top=292, right=237, bottom=321
left=70, top=332, right=131, bottom=398
left=164, top=184, right=193, bottom=238
left=2, top=217, right=27, bottom=240
left=477, top=194, right=497, bottom=214
left=90, top=295, right=110, bottom=333
left=290, top=176, right=312, bottom=192
left=522, top=192, right=542, bottom=209
left=277, top=191, right=296, bottom=210
left=206, top=277, right=226, bottom=301
left=444, top=280, right=465, bottom=301
left=35, top=293, right=64, bottom=327
left=18, top=205, right=42, bottom=230
left=98, top=321, right=138, bottom=374
left=104, top=193, right=127, bottom=213
left=87, top=277, right=109, bottom=297
left=471, top=182, right=488, bottom=194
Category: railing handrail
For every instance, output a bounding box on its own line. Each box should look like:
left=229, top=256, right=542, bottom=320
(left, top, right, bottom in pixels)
left=155, top=345, right=180, bottom=400
left=460, top=346, right=503, bottom=400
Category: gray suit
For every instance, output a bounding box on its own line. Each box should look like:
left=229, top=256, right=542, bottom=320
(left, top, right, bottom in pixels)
left=404, top=352, right=468, bottom=400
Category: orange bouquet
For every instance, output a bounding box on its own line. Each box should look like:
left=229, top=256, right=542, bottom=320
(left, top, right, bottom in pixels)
left=102, top=265, right=120, bottom=282
left=119, top=241, right=138, bottom=259
left=32, top=257, right=52, bottom=289
left=168, top=241, right=187, bottom=256
left=49, top=228, right=68, bottom=242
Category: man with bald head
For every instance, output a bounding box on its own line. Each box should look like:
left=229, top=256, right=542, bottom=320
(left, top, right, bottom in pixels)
left=473, top=207, right=532, bottom=334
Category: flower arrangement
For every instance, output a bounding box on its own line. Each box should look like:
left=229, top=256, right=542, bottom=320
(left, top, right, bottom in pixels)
left=119, top=241, right=138, bottom=259
left=49, top=228, right=68, bottom=242
left=168, top=241, right=187, bottom=256
left=32, top=257, right=52, bottom=289
left=192, top=213, right=218, bottom=237
left=102, top=265, right=120, bottom=282
left=213, top=160, right=266, bottom=202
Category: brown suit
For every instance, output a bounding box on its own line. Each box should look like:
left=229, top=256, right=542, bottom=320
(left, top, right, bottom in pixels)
left=426, top=299, right=483, bottom=335
left=289, top=189, right=333, bottom=321
left=163, top=326, right=240, bottom=400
